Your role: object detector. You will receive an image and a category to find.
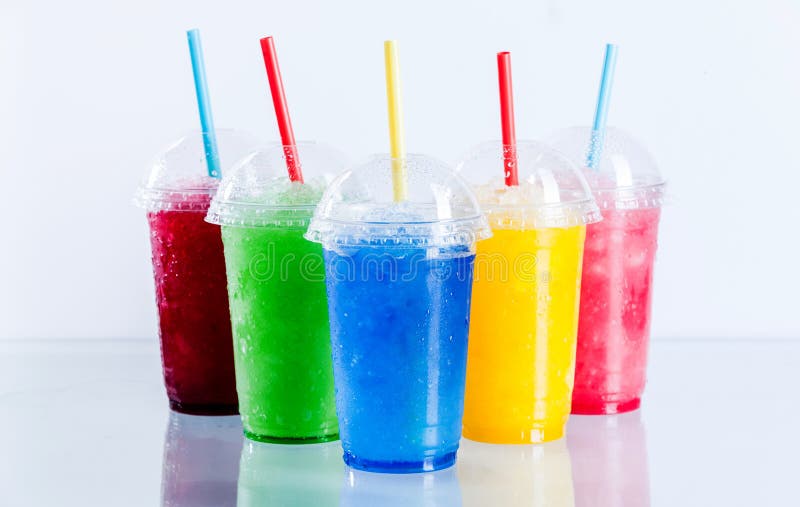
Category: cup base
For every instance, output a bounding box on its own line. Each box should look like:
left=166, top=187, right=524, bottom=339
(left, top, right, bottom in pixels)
left=570, top=397, right=641, bottom=415
left=169, top=399, right=239, bottom=416
left=462, top=424, right=565, bottom=444
left=244, top=429, right=340, bottom=445
left=343, top=450, right=457, bottom=474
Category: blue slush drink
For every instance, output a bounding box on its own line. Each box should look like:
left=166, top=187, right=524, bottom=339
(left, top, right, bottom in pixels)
left=324, top=245, right=474, bottom=472
left=305, top=154, right=490, bottom=473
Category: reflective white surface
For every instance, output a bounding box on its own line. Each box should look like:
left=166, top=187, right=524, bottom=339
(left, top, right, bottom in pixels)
left=1, top=339, right=798, bottom=506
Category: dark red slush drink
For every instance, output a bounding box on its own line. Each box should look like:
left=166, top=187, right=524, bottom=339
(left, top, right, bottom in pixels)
left=146, top=192, right=238, bottom=415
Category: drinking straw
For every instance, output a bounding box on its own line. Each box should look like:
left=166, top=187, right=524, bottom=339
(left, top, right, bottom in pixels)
left=186, top=29, right=221, bottom=178
left=260, top=36, right=304, bottom=183
left=384, top=40, right=407, bottom=202
left=587, top=43, right=619, bottom=170
left=497, top=52, right=518, bottom=187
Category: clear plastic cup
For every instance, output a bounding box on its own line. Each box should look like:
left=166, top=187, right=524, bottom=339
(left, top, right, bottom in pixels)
left=133, top=129, right=255, bottom=415
left=548, top=127, right=666, bottom=415
left=160, top=412, right=243, bottom=506
left=455, top=140, right=601, bottom=443
left=305, top=154, right=491, bottom=473
left=457, top=439, right=575, bottom=506
left=206, top=142, right=347, bottom=443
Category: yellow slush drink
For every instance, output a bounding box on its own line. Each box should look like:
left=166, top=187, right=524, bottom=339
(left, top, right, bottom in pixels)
left=457, top=141, right=600, bottom=444
left=464, top=226, right=585, bottom=443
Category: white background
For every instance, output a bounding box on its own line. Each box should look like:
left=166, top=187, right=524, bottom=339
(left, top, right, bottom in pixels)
left=1, top=0, right=798, bottom=340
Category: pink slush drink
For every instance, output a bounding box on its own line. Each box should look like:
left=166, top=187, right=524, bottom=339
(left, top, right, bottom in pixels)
left=549, top=127, right=665, bottom=414
left=572, top=207, right=660, bottom=413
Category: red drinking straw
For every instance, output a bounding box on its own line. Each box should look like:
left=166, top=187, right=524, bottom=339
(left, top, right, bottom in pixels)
left=260, top=36, right=303, bottom=183
left=497, top=52, right=518, bottom=187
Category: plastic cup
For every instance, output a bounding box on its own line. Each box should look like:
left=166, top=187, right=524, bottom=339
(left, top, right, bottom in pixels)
left=456, top=141, right=601, bottom=444
left=206, top=142, right=347, bottom=443
left=160, top=412, right=243, bottom=507
left=237, top=440, right=343, bottom=506
left=567, top=412, right=650, bottom=505
left=134, top=130, right=255, bottom=415
left=457, top=439, right=575, bottom=507
left=305, top=154, right=490, bottom=473
left=548, top=127, right=666, bottom=414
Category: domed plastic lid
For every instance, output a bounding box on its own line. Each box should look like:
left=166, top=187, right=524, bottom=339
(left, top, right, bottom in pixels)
left=455, top=140, right=601, bottom=229
left=133, top=129, right=258, bottom=212
left=546, top=126, right=666, bottom=209
left=305, top=154, right=491, bottom=248
left=206, top=142, right=348, bottom=228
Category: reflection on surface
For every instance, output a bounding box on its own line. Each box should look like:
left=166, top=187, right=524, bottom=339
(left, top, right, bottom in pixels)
left=238, top=440, right=343, bottom=506
left=458, top=438, right=574, bottom=506
left=567, top=411, right=650, bottom=507
left=155, top=410, right=649, bottom=506
left=342, top=466, right=462, bottom=507
left=161, top=411, right=244, bottom=507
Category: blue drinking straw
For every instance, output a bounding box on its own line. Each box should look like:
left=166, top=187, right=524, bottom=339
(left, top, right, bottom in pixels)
left=587, top=43, right=618, bottom=170
left=187, top=29, right=221, bottom=178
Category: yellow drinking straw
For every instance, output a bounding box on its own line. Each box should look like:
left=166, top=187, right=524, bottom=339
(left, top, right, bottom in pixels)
left=384, top=40, right=407, bottom=202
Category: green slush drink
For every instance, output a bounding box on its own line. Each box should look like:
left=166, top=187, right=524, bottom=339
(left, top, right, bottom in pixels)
left=206, top=143, right=346, bottom=443
left=221, top=224, right=336, bottom=442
